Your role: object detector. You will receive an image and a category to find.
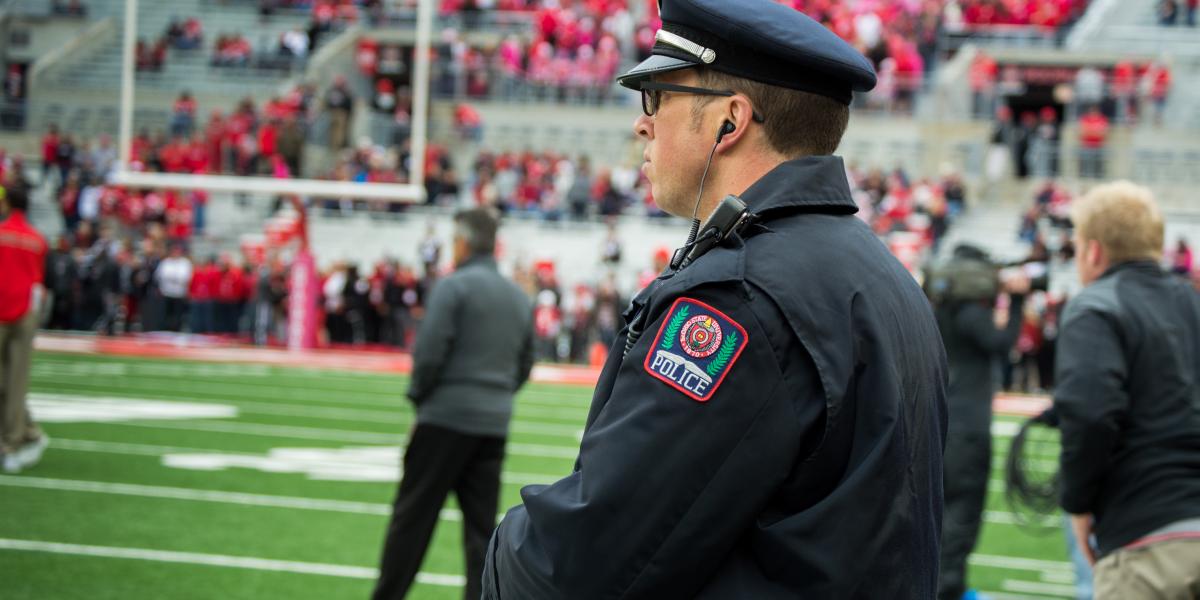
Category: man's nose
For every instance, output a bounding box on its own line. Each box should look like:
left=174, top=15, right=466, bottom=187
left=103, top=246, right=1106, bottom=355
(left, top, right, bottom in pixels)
left=633, top=114, right=653, bottom=141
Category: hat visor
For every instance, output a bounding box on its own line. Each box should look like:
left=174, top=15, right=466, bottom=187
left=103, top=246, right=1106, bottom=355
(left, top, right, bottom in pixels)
left=616, top=54, right=699, bottom=90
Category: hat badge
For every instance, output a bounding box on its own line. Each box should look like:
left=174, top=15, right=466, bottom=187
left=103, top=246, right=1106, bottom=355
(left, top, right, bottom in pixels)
left=655, top=30, right=717, bottom=65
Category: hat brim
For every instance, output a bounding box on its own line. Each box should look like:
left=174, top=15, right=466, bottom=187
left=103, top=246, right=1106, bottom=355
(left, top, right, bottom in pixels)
left=616, top=54, right=699, bottom=90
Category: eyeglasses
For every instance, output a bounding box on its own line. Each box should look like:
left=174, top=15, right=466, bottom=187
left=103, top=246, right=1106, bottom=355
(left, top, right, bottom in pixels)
left=639, top=81, right=766, bottom=123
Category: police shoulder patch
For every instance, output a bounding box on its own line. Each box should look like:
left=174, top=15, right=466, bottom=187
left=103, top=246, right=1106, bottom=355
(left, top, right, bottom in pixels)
left=643, top=297, right=749, bottom=402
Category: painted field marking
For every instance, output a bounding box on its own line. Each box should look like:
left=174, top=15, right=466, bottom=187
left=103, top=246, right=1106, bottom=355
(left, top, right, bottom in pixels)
left=0, top=475, right=507, bottom=524
left=48, top=438, right=565, bottom=484
left=968, top=553, right=1073, bottom=572
left=0, top=538, right=465, bottom=586
left=1001, top=578, right=1079, bottom=597
left=105, top=420, right=580, bottom=460
left=29, top=394, right=238, bottom=423
left=28, top=381, right=590, bottom=424
left=33, top=388, right=586, bottom=439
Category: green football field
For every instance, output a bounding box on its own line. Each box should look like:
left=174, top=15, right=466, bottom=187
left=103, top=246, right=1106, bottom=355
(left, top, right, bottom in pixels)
left=1, top=351, right=1077, bottom=599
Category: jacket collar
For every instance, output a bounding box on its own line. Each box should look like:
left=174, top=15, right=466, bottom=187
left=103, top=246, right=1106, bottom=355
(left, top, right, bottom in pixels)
left=739, top=155, right=858, bottom=219
left=1099, top=259, right=1162, bottom=279
left=458, top=255, right=498, bottom=271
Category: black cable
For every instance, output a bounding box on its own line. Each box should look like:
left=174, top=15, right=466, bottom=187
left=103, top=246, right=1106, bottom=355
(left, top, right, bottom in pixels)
left=685, top=139, right=722, bottom=246
left=1003, top=409, right=1062, bottom=532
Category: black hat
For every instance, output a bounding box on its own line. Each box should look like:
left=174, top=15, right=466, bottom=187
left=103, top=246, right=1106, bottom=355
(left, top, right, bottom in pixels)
left=617, top=0, right=877, bottom=105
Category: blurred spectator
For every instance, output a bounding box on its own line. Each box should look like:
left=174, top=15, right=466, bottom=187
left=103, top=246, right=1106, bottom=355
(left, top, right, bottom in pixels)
left=986, top=105, right=1017, bottom=183
left=1025, top=106, right=1059, bottom=179
left=41, top=124, right=59, bottom=184
left=213, top=33, right=253, bottom=67
left=969, top=51, right=998, bottom=119
left=51, top=0, right=87, bottom=16
left=89, top=134, right=118, bottom=181
left=453, top=102, right=482, bottom=142
left=280, top=26, right=310, bottom=63
left=167, top=17, right=204, bottom=50
left=1111, top=60, right=1137, bottom=124
left=325, top=75, right=355, bottom=150
left=1078, top=105, right=1109, bottom=179
left=1159, top=0, right=1179, bottom=25
left=1072, top=65, right=1104, bottom=121
left=155, top=243, right=192, bottom=332
left=1142, top=60, right=1172, bottom=127
left=1170, top=237, right=1193, bottom=276
left=171, top=91, right=198, bottom=138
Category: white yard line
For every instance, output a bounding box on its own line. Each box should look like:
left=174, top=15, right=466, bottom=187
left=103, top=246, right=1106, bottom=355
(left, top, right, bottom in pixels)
left=0, top=475, right=391, bottom=516
left=1001, top=579, right=1079, bottom=597
left=47, top=438, right=565, bottom=485
left=33, top=360, right=596, bottom=407
left=35, top=388, right=586, bottom=438
left=0, top=475, right=519, bottom=523
left=108, top=420, right=579, bottom=460
left=0, top=538, right=465, bottom=586
left=969, top=553, right=1074, bottom=572
left=32, top=380, right=591, bottom=422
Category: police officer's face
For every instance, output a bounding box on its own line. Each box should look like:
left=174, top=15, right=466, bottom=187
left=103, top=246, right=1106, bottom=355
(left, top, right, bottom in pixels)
left=633, top=71, right=712, bottom=218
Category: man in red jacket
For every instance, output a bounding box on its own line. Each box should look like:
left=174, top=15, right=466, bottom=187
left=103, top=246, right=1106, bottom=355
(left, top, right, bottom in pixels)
left=0, top=186, right=49, bottom=473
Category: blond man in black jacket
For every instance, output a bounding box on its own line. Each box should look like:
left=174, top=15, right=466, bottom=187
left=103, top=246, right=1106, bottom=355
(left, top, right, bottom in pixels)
left=1055, top=181, right=1200, bottom=598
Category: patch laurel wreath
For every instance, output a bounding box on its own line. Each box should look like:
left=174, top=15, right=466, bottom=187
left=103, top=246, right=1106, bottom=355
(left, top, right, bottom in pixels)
left=661, top=305, right=691, bottom=350
left=706, top=332, right=739, bottom=377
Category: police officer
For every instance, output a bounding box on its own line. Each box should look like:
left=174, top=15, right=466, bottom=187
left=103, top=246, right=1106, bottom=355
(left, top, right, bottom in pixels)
left=482, top=1, right=947, bottom=597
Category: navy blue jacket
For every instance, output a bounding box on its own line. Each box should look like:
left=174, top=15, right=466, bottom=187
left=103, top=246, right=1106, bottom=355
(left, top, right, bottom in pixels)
left=483, top=157, right=948, bottom=598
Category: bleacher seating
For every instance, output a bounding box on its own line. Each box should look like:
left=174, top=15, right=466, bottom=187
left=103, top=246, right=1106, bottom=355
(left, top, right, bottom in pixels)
left=39, top=0, right=312, bottom=94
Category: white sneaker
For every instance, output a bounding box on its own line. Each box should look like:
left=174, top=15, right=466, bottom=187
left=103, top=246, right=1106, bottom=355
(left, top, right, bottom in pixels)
left=16, top=435, right=49, bottom=470
left=1, top=452, right=20, bottom=474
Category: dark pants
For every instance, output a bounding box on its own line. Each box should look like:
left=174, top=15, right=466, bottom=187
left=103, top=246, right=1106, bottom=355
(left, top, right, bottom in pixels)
left=373, top=423, right=505, bottom=600
left=938, top=430, right=992, bottom=600
left=162, top=297, right=188, bottom=332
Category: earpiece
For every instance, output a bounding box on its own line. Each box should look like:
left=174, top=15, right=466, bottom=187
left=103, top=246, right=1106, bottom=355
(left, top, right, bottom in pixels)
left=716, top=120, right=736, bottom=143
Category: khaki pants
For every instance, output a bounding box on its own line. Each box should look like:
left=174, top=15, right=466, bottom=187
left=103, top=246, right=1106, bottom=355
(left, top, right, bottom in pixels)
left=1095, top=537, right=1200, bottom=599
left=0, top=311, right=40, bottom=452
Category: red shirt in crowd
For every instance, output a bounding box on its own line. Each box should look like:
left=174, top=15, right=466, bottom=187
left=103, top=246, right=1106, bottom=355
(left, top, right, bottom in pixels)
left=41, top=132, right=59, bottom=165
left=0, top=209, right=48, bottom=323
left=173, top=96, right=197, bottom=117
left=217, top=266, right=247, bottom=303
left=165, top=190, right=193, bottom=240
left=189, top=262, right=221, bottom=302
left=1079, top=112, right=1110, bottom=148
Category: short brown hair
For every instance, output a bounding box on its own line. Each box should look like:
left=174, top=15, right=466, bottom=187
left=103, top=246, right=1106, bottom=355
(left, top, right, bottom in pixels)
left=1072, top=181, right=1164, bottom=263
left=692, top=68, right=850, bottom=158
left=453, top=208, right=499, bottom=257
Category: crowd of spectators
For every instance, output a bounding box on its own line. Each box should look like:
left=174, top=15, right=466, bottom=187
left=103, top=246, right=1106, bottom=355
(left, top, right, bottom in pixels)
left=946, top=0, right=1090, bottom=29
left=166, top=17, right=205, bottom=51
left=971, top=52, right=1172, bottom=125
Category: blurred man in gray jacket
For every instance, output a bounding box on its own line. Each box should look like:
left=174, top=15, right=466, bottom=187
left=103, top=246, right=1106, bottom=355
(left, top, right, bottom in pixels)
left=373, top=208, right=534, bottom=600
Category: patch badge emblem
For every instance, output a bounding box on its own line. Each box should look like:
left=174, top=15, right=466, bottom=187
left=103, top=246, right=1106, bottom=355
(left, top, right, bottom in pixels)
left=644, top=297, right=748, bottom=402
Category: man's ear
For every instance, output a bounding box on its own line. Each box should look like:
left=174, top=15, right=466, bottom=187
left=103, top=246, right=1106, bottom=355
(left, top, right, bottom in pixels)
left=1087, top=239, right=1105, bottom=268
